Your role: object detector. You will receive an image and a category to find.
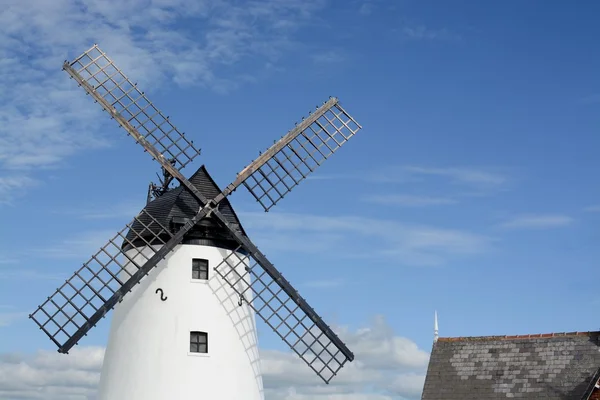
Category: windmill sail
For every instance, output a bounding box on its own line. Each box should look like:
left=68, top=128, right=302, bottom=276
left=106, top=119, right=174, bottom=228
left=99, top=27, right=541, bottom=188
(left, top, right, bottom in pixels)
left=33, top=44, right=364, bottom=384
left=214, top=245, right=353, bottom=383
left=63, top=44, right=200, bottom=170
left=233, top=98, right=362, bottom=211
left=29, top=208, right=207, bottom=353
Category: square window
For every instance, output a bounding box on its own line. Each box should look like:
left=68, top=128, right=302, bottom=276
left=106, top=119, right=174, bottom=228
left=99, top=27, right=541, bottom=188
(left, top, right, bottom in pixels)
left=190, top=331, right=208, bottom=353
left=192, top=258, right=209, bottom=280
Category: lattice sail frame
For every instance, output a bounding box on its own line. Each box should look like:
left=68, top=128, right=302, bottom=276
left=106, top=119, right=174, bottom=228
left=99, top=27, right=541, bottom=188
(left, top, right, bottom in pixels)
left=214, top=248, right=349, bottom=382
left=30, top=210, right=174, bottom=349
left=31, top=44, right=364, bottom=384
left=242, top=102, right=361, bottom=211
left=64, top=44, right=200, bottom=171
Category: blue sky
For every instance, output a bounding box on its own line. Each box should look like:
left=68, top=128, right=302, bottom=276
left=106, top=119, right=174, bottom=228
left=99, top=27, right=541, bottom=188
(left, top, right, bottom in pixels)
left=0, top=0, right=599, bottom=398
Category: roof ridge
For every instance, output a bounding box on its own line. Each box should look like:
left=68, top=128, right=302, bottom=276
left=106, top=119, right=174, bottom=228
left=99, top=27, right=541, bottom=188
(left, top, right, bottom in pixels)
left=438, top=330, right=600, bottom=342
left=189, top=164, right=248, bottom=238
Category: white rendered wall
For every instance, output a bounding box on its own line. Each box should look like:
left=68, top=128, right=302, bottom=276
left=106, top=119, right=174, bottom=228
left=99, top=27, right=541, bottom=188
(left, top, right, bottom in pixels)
left=97, top=244, right=264, bottom=400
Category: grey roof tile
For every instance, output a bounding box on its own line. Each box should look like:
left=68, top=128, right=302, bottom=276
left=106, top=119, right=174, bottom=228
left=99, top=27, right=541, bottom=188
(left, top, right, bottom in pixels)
left=422, top=332, right=600, bottom=400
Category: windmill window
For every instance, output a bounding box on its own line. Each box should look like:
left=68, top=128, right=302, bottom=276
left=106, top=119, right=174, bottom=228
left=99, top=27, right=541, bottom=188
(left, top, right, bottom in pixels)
left=192, top=258, right=209, bottom=280
left=190, top=331, right=208, bottom=353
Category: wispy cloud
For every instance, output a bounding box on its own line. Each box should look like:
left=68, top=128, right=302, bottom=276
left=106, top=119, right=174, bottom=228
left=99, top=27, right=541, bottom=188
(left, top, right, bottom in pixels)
left=0, top=255, right=19, bottom=265
left=362, top=194, right=457, bottom=207
left=0, top=269, right=63, bottom=281
left=355, top=165, right=510, bottom=200
left=397, top=166, right=507, bottom=188
left=356, top=0, right=383, bottom=16
left=499, top=214, right=574, bottom=230
left=240, top=210, right=492, bottom=266
left=359, top=2, right=375, bottom=16
left=311, top=50, right=345, bottom=64
left=311, top=165, right=510, bottom=195
left=0, top=175, right=38, bottom=205
left=0, top=309, right=27, bottom=327
left=0, top=0, right=329, bottom=203
left=583, top=205, right=600, bottom=213
left=35, top=229, right=118, bottom=259
left=401, top=26, right=461, bottom=42
left=53, top=200, right=144, bottom=220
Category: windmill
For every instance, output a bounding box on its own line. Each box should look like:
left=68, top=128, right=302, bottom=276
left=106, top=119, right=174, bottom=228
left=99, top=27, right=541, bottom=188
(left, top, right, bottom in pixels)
left=29, top=44, right=363, bottom=400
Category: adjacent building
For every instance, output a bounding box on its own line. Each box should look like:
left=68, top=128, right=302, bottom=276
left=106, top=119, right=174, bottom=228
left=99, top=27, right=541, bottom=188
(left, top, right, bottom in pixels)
left=422, top=319, right=600, bottom=400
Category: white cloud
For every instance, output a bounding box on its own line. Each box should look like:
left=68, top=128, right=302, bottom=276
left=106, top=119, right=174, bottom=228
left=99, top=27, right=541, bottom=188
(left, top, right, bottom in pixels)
left=320, top=165, right=510, bottom=199
left=357, top=0, right=387, bottom=17
left=53, top=200, right=144, bottom=220
left=240, top=210, right=491, bottom=266
left=0, top=255, right=19, bottom=265
left=583, top=205, right=600, bottom=212
left=0, top=0, right=328, bottom=203
left=346, top=316, right=430, bottom=371
left=396, top=166, right=507, bottom=188
left=0, top=310, right=27, bottom=327
left=499, top=214, right=574, bottom=229
left=359, top=2, right=375, bottom=16
left=0, top=269, right=63, bottom=281
left=311, top=50, right=345, bottom=64
left=388, top=373, right=428, bottom=398
left=34, top=229, right=119, bottom=259
left=362, top=194, right=457, bottom=207
left=0, top=176, right=38, bottom=205
left=263, top=314, right=431, bottom=398
left=0, top=346, right=104, bottom=400
left=0, top=316, right=428, bottom=399
left=401, top=26, right=461, bottom=42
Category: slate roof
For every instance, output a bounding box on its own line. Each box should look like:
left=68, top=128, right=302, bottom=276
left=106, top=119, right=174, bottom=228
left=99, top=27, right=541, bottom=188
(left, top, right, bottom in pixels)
left=123, top=165, right=247, bottom=251
left=422, top=331, right=600, bottom=400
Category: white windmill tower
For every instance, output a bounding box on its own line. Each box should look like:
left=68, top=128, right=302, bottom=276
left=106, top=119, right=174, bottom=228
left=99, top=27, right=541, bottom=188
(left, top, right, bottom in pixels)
left=30, top=45, right=364, bottom=400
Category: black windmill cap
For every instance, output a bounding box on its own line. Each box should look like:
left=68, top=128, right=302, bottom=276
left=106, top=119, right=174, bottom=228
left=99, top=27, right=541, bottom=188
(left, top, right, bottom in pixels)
left=123, top=165, right=248, bottom=251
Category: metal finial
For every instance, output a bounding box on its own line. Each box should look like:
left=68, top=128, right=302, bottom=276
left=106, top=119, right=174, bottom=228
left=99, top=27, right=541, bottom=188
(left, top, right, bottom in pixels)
left=434, top=310, right=439, bottom=343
